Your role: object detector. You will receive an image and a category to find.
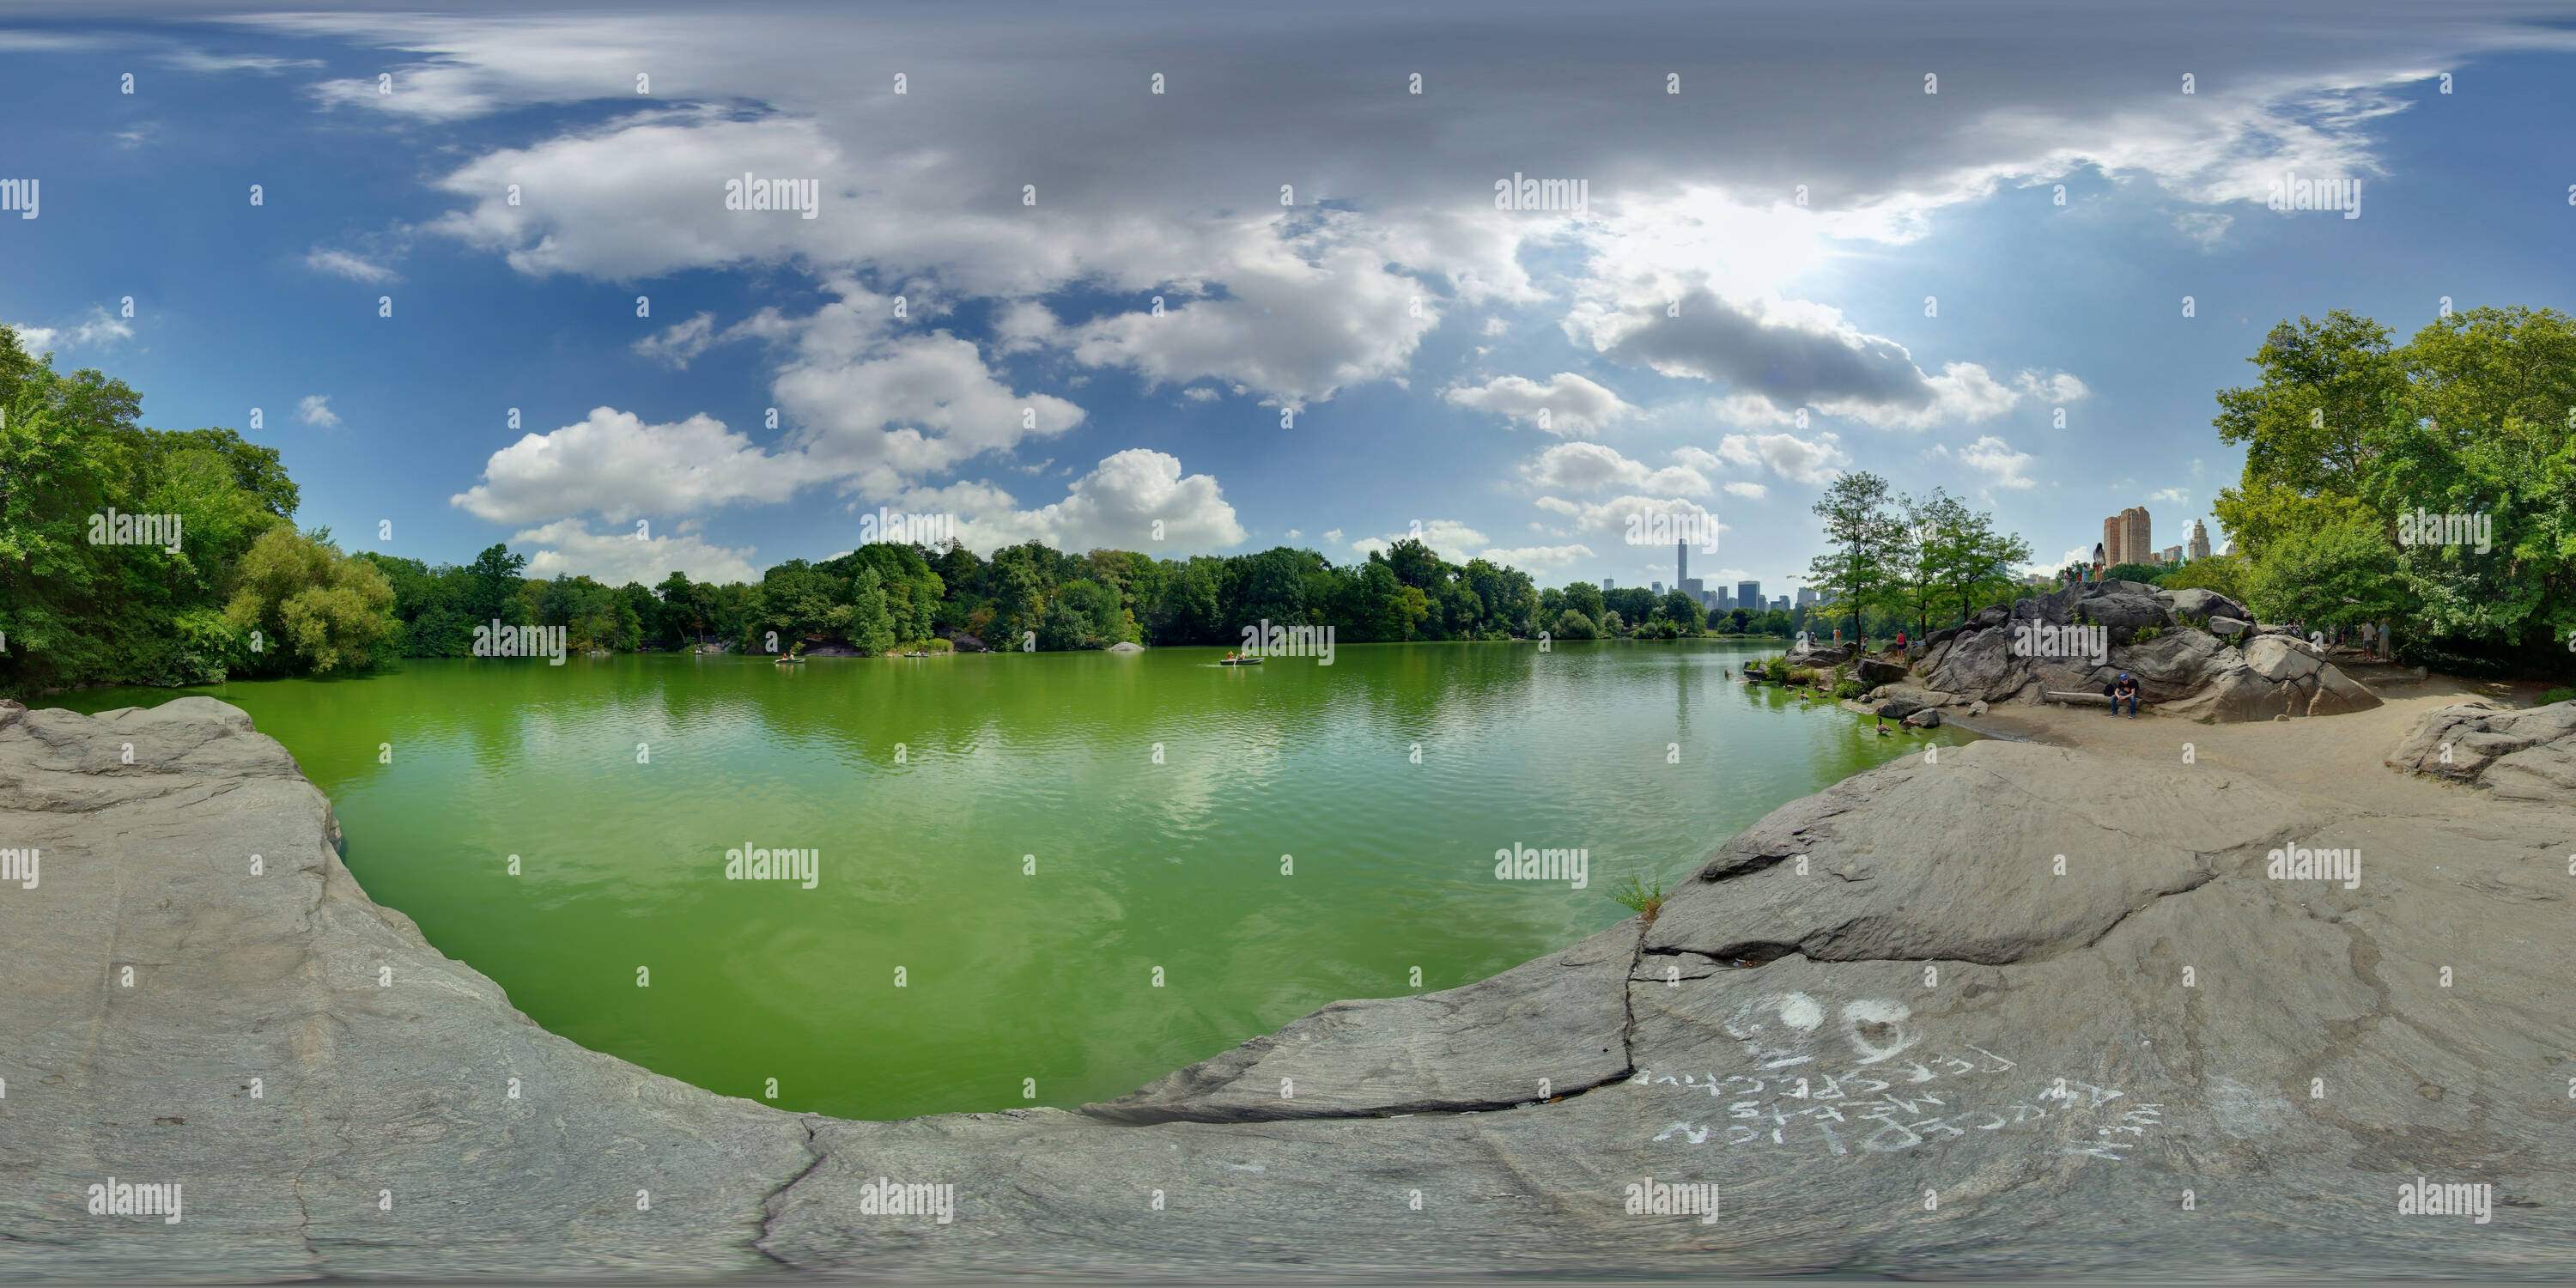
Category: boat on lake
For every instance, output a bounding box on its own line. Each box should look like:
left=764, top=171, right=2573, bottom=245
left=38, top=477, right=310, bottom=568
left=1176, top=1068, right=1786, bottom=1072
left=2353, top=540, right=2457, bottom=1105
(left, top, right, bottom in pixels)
left=1219, top=654, right=1263, bottom=665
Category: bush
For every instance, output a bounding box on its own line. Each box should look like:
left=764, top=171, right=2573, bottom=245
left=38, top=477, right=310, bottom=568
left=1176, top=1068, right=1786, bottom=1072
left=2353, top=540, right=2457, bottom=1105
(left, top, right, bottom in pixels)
left=1832, top=679, right=1865, bottom=701
left=2103, top=562, right=2169, bottom=585
left=2161, top=552, right=2252, bottom=603
left=1784, top=665, right=1819, bottom=686
left=2540, top=688, right=2576, bottom=706
left=2130, top=626, right=2163, bottom=643
left=1607, top=871, right=1667, bottom=924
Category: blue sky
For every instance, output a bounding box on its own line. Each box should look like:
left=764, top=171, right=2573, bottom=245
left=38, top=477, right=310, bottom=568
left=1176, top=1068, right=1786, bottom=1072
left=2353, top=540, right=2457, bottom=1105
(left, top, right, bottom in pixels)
left=6, top=2, right=2574, bottom=592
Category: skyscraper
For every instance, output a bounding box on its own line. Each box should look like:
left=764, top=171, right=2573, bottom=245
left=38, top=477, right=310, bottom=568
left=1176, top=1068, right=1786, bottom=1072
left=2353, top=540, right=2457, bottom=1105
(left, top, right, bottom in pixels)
left=1675, top=540, right=1705, bottom=605
left=1737, top=580, right=1761, bottom=611
left=2188, top=519, right=2212, bottom=562
left=2101, top=507, right=2151, bottom=566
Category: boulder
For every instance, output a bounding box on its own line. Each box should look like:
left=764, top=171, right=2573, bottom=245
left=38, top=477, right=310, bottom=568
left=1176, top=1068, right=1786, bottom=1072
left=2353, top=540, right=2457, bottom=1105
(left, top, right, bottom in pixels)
left=942, top=629, right=988, bottom=653
left=2386, top=700, right=2576, bottom=800
left=2206, top=615, right=2250, bottom=638
left=1855, top=658, right=1910, bottom=687
left=1874, top=696, right=1928, bottom=721
left=2167, top=586, right=2251, bottom=623
left=2243, top=635, right=2323, bottom=682
left=1901, top=708, right=1941, bottom=728
left=15, top=700, right=2576, bottom=1279
left=2075, top=588, right=2173, bottom=632
left=1786, top=638, right=1857, bottom=667
left=1923, top=626, right=2021, bottom=702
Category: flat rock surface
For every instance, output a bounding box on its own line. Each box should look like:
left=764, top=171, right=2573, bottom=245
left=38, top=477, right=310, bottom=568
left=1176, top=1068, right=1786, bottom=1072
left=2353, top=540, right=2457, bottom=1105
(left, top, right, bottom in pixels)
left=9, top=694, right=2576, bottom=1279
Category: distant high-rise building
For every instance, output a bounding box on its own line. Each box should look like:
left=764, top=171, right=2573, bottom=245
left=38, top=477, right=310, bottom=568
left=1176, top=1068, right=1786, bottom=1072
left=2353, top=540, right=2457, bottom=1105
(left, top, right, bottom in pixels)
left=1795, top=586, right=1820, bottom=608
left=1716, top=589, right=1735, bottom=611
left=2101, top=507, right=2152, bottom=568
left=1602, top=578, right=1613, bottom=591
left=2159, top=545, right=2184, bottom=565
left=1675, top=540, right=1705, bottom=605
left=1737, top=580, right=1761, bottom=611
left=1652, top=581, right=1664, bottom=594
left=2188, top=519, right=2212, bottom=562
left=1773, top=595, right=1790, bottom=613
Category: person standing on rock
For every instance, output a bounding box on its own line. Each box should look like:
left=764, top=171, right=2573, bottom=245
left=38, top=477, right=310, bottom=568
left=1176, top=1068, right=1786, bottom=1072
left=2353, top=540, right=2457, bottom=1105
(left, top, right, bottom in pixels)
left=2110, top=672, right=2140, bottom=718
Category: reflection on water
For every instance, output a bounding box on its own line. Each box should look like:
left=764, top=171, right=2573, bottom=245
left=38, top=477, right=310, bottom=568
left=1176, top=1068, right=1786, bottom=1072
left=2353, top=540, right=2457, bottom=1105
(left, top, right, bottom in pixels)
left=48, top=641, right=1969, bottom=1120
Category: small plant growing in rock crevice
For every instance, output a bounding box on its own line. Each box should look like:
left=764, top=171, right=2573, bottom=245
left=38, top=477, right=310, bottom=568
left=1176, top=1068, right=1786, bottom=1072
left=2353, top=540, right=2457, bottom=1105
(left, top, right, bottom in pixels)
left=1609, top=871, right=1668, bottom=924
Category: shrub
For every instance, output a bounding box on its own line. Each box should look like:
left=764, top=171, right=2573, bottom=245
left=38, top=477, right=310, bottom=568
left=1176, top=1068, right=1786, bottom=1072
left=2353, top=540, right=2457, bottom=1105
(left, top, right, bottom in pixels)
left=2541, top=688, right=2576, bottom=706
left=1784, top=665, right=1819, bottom=686
left=1832, top=679, right=1865, bottom=701
left=1608, top=871, right=1668, bottom=924
left=2131, top=626, right=2163, bottom=643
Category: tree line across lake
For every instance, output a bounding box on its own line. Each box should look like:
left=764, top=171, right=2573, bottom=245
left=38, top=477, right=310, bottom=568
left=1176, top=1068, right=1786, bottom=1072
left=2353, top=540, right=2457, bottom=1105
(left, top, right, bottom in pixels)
left=10, top=306, right=2570, bottom=695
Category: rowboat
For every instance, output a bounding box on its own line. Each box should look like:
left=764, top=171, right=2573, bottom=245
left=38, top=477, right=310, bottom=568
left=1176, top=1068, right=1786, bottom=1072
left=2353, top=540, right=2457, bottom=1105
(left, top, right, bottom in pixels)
left=1218, top=655, right=1263, bottom=665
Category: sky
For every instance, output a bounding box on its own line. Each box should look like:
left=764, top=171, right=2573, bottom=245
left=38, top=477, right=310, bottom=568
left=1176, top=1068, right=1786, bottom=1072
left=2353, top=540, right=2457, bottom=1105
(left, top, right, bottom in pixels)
left=5, top=0, right=2575, bottom=593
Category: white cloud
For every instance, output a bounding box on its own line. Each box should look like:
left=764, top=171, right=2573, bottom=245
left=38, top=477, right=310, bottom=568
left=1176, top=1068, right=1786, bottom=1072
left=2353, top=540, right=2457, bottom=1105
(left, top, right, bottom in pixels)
left=513, top=519, right=762, bottom=585
left=7, top=323, right=58, bottom=351
left=921, top=449, right=1245, bottom=554
left=54, top=306, right=135, bottom=349
left=2149, top=486, right=2190, bottom=505
left=1351, top=519, right=1490, bottom=564
left=306, top=247, right=399, bottom=283
left=1946, top=435, right=2038, bottom=489
left=452, top=406, right=803, bottom=524
left=1442, top=372, right=1637, bottom=437
left=297, top=394, right=341, bottom=429
left=1522, top=442, right=1708, bottom=496
left=1716, top=431, right=1848, bottom=484
left=1480, top=543, right=1595, bottom=568
left=634, top=311, right=720, bottom=368
left=1722, top=480, right=1768, bottom=499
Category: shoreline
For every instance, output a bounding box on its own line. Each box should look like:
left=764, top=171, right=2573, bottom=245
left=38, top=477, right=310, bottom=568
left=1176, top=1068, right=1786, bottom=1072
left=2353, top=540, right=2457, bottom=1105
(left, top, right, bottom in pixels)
left=8, top=681, right=2576, bottom=1277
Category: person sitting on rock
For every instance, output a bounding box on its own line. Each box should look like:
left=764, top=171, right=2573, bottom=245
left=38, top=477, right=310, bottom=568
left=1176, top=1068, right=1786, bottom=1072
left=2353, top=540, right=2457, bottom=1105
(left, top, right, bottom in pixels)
left=2108, top=672, right=2140, bottom=718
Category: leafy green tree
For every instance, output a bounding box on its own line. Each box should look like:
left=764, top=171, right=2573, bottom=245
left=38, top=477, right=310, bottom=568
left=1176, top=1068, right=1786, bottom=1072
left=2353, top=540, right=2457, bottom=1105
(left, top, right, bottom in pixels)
left=848, top=567, right=899, bottom=655
left=1806, top=471, right=1904, bottom=644
left=224, top=527, right=397, bottom=674
left=1552, top=608, right=1599, bottom=640
left=2245, top=516, right=2407, bottom=634
left=2159, top=552, right=2252, bottom=604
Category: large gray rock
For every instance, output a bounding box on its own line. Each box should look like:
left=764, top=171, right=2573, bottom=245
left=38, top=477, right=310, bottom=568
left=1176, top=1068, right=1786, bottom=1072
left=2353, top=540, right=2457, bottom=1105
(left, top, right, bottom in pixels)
left=1855, top=658, right=1909, bottom=687
left=13, top=697, right=2576, bottom=1279
left=2386, top=700, right=2576, bottom=800
left=2167, top=586, right=2251, bottom=623
left=1086, top=923, right=1634, bottom=1123
left=2244, top=635, right=2324, bottom=682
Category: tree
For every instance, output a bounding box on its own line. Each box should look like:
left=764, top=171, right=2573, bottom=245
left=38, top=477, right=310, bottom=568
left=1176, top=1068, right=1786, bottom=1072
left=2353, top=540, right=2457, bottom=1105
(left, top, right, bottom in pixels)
left=461, top=544, right=530, bottom=626
left=2210, top=311, right=2403, bottom=559
left=224, top=527, right=397, bottom=674
left=1805, top=471, right=1904, bottom=645
left=2102, top=562, right=2168, bottom=586
left=2246, top=516, right=2407, bottom=635
left=1657, top=589, right=1705, bottom=633
left=1552, top=609, right=1599, bottom=640
left=2159, top=552, right=2251, bottom=604
left=848, top=567, right=899, bottom=655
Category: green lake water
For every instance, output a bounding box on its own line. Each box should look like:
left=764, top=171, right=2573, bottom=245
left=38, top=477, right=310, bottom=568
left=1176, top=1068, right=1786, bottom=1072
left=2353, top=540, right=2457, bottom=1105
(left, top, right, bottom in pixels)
left=46, top=641, right=1970, bottom=1121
